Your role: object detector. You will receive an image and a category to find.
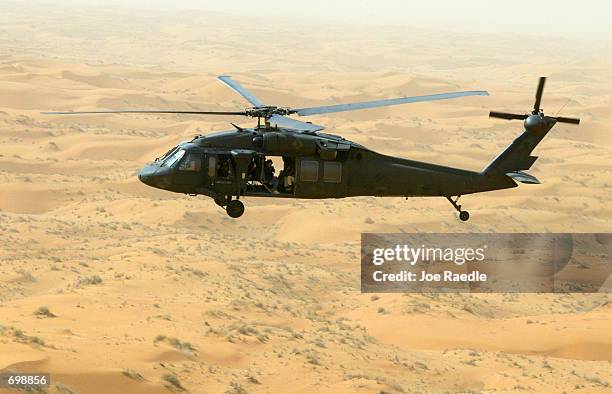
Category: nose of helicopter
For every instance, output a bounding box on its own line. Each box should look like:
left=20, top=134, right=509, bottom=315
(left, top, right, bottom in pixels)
left=138, top=164, right=173, bottom=189
left=138, top=164, right=159, bottom=186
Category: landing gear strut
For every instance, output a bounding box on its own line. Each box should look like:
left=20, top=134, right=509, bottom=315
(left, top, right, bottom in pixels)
left=214, top=195, right=231, bottom=207
left=446, top=196, right=470, bottom=222
left=226, top=199, right=245, bottom=218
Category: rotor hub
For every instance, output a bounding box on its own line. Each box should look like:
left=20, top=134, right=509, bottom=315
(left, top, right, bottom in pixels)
left=524, top=114, right=547, bottom=132
left=244, top=106, right=293, bottom=119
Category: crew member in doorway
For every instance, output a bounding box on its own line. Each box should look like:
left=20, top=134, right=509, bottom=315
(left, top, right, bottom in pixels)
left=282, top=156, right=295, bottom=193
left=247, top=158, right=257, bottom=181
left=218, top=158, right=230, bottom=178
left=264, top=159, right=275, bottom=186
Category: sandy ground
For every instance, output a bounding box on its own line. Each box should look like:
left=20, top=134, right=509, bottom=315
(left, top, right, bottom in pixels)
left=0, top=2, right=611, bottom=393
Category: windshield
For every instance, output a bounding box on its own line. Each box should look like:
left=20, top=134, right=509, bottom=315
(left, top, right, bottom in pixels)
left=156, top=146, right=178, bottom=162
left=162, top=149, right=185, bottom=167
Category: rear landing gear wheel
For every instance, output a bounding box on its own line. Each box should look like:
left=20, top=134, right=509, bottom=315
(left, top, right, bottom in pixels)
left=226, top=200, right=245, bottom=218
left=446, top=196, right=470, bottom=222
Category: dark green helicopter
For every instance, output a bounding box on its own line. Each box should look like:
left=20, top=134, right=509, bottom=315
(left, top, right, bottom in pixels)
left=45, top=76, right=579, bottom=220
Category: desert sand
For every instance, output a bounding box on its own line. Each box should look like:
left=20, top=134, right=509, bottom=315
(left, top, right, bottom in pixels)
left=0, top=2, right=611, bottom=393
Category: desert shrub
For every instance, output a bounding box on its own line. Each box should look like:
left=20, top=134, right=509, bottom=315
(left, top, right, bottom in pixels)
left=74, top=275, right=103, bottom=287
left=122, top=369, right=144, bottom=381
left=34, top=306, right=56, bottom=318
left=162, top=374, right=184, bottom=391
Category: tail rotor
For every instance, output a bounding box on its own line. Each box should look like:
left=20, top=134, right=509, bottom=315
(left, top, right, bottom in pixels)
left=489, top=77, right=580, bottom=129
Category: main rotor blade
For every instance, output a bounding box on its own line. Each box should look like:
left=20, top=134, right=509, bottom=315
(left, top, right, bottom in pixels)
left=489, top=111, right=528, bottom=120
left=552, top=116, right=580, bottom=125
left=42, top=110, right=247, bottom=116
left=218, top=75, right=265, bottom=108
left=294, top=91, right=489, bottom=117
left=533, top=76, right=546, bottom=113
left=268, top=114, right=325, bottom=132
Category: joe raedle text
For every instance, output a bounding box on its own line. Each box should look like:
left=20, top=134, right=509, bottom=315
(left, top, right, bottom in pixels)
left=373, top=270, right=487, bottom=283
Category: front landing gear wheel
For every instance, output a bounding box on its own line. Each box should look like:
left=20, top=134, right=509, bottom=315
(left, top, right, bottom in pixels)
left=226, top=200, right=245, bottom=218
left=459, top=210, right=470, bottom=222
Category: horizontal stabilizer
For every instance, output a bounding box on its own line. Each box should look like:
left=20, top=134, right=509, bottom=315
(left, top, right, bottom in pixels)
left=506, top=171, right=541, bottom=184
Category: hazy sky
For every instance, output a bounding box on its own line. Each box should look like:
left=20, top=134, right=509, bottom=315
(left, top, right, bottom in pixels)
left=30, top=0, right=612, bottom=40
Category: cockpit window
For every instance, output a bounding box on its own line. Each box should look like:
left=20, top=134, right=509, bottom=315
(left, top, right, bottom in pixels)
left=157, top=146, right=178, bottom=162
left=162, top=149, right=185, bottom=167
left=178, top=153, right=201, bottom=172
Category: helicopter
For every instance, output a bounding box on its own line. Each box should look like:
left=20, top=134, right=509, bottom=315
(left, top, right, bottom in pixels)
left=45, top=76, right=579, bottom=220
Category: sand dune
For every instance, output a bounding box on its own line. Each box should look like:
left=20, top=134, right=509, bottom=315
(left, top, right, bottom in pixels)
left=0, top=2, right=610, bottom=393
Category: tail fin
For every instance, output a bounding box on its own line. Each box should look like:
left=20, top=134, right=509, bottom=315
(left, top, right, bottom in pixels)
left=482, top=117, right=554, bottom=175
left=484, top=77, right=580, bottom=178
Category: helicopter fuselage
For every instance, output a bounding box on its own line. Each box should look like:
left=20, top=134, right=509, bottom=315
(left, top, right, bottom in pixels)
left=138, top=127, right=517, bottom=210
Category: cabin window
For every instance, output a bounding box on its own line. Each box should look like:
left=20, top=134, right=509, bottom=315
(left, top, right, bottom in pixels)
left=178, top=153, right=201, bottom=172
left=300, top=160, right=319, bottom=182
left=323, top=161, right=342, bottom=183
left=207, top=156, right=216, bottom=177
